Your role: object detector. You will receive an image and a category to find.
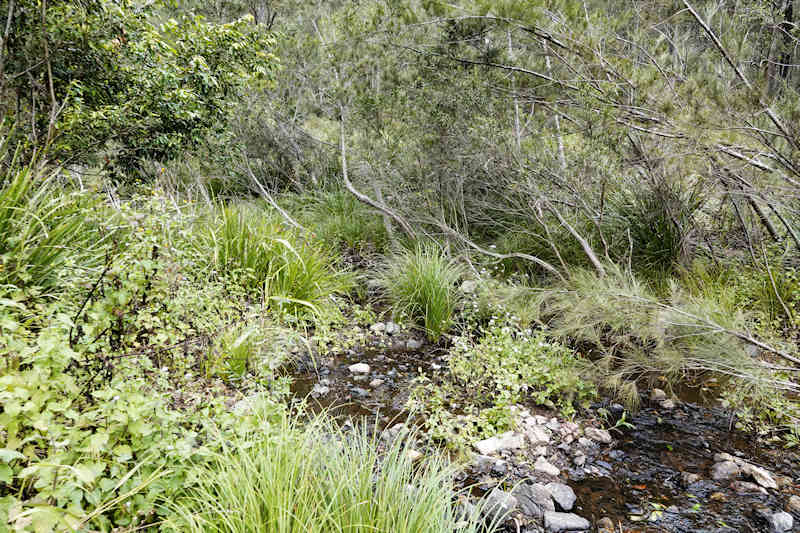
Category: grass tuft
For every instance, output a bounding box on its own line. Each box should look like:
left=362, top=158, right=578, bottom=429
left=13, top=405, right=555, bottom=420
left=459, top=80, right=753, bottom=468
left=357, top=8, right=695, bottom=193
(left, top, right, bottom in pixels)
left=379, top=242, right=464, bottom=340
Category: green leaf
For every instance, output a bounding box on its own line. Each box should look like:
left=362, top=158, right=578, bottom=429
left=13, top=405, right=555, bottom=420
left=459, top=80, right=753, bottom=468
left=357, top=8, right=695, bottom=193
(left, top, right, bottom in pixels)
left=0, top=449, right=25, bottom=463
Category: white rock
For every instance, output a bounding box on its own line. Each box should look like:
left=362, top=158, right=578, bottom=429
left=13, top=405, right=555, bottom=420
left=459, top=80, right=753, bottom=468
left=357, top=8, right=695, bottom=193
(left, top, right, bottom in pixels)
left=741, top=463, right=778, bottom=489
left=385, top=321, right=401, bottom=335
left=767, top=511, right=793, bottom=533
left=474, top=431, right=525, bottom=455
left=787, top=495, right=800, bottom=513
left=406, top=449, right=423, bottom=463
left=544, top=511, right=590, bottom=532
left=460, top=280, right=479, bottom=293
left=544, top=482, right=577, bottom=511
left=584, top=427, right=613, bottom=444
left=513, top=482, right=554, bottom=518
left=534, top=456, right=560, bottom=477
left=348, top=363, right=370, bottom=374
left=526, top=425, right=551, bottom=445
left=406, top=338, right=423, bottom=350
left=535, top=445, right=549, bottom=456
left=650, top=388, right=667, bottom=402
left=370, top=322, right=386, bottom=333
left=660, top=399, right=676, bottom=409
left=369, top=378, right=384, bottom=387
left=711, top=461, right=741, bottom=481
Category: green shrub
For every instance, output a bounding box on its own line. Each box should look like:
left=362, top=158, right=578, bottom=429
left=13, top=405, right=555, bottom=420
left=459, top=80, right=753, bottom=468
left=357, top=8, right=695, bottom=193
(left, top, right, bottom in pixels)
left=379, top=243, right=464, bottom=340
left=410, top=326, right=595, bottom=449
left=167, top=413, right=495, bottom=533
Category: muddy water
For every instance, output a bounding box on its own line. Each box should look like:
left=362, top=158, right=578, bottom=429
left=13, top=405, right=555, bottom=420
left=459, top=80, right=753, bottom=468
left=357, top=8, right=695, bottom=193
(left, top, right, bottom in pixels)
left=288, top=341, right=800, bottom=532
left=571, top=402, right=800, bottom=532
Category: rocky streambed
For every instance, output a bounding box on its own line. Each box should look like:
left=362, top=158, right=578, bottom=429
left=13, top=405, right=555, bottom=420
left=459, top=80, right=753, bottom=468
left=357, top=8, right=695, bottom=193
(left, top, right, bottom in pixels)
left=287, top=323, right=800, bottom=532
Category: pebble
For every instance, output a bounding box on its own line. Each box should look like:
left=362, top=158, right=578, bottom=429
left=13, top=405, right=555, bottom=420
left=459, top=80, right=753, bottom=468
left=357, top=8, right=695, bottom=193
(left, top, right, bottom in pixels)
left=660, top=399, right=676, bottom=409
left=474, top=432, right=525, bottom=455
left=368, top=378, right=384, bottom=387
left=543, top=511, right=590, bottom=532
left=544, top=482, right=576, bottom=511
left=597, top=517, right=614, bottom=532
left=513, top=482, right=555, bottom=518
left=460, top=280, right=479, bottom=293
left=348, top=363, right=370, bottom=374
left=787, top=495, right=800, bottom=513
left=681, top=472, right=702, bottom=487
left=573, top=454, right=586, bottom=467
left=584, top=427, right=612, bottom=444
left=535, top=446, right=548, bottom=456
left=385, top=321, right=400, bottom=335
left=311, top=384, right=330, bottom=396
left=766, top=511, right=794, bottom=532
left=650, top=388, right=667, bottom=402
left=482, top=488, right=517, bottom=524
left=405, top=449, right=423, bottom=463
left=406, top=338, right=423, bottom=350
left=534, top=456, right=560, bottom=477
left=711, top=461, right=741, bottom=481
left=350, top=387, right=369, bottom=397
left=731, top=480, right=767, bottom=495
left=370, top=322, right=386, bottom=333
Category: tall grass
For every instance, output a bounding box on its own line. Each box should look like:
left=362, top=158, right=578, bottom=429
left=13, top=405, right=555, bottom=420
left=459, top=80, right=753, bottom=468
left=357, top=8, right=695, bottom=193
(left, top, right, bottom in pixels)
left=380, top=243, right=464, bottom=340
left=167, top=412, right=495, bottom=533
left=189, top=203, right=353, bottom=313
left=0, top=146, right=109, bottom=295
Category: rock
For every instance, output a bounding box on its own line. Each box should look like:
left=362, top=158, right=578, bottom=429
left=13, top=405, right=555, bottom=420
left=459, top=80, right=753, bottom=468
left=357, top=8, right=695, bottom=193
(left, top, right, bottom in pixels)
left=680, top=472, right=702, bottom=487
left=766, top=511, right=794, bottom=532
left=482, top=488, right=517, bottom=524
left=526, top=425, right=551, bottom=445
left=351, top=387, right=369, bottom=397
left=584, top=427, right=612, bottom=444
left=710, top=492, right=727, bottom=502
left=474, top=431, right=525, bottom=455
left=597, top=517, right=614, bottom=532
left=370, top=322, right=386, bottom=333
left=713, top=452, right=737, bottom=463
left=472, top=454, right=497, bottom=474
left=534, top=456, right=560, bottom=477
left=514, top=482, right=555, bottom=518
left=660, top=399, right=676, bottom=409
left=787, top=495, right=800, bottom=513
left=460, top=280, right=479, bottom=294
left=348, top=363, right=370, bottom=374
left=543, top=512, right=590, bottom=532
left=311, top=383, right=330, bottom=396
left=731, top=481, right=767, bottom=495
left=741, top=463, right=778, bottom=489
left=385, top=321, right=401, bottom=335
left=577, top=437, right=593, bottom=448
left=535, top=446, right=549, bottom=456
left=406, top=338, right=423, bottom=350
left=368, top=378, right=385, bottom=387
left=544, top=482, right=576, bottom=511
left=573, top=454, right=586, bottom=467
left=405, top=449, right=423, bottom=463
left=710, top=461, right=741, bottom=481
left=650, top=388, right=667, bottom=402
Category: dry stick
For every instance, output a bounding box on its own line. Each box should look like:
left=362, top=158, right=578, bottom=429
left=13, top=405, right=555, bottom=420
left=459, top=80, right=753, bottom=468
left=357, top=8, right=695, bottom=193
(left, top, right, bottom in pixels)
left=761, top=242, right=794, bottom=324
left=440, top=222, right=566, bottom=282
left=546, top=200, right=606, bottom=277
left=683, top=0, right=799, bottom=153
left=618, top=292, right=800, bottom=368
left=243, top=156, right=304, bottom=231
left=339, top=116, right=415, bottom=240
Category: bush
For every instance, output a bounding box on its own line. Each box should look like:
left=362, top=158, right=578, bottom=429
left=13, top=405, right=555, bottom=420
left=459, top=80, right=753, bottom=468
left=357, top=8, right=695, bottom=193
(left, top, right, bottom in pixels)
left=379, top=243, right=464, bottom=340
left=410, top=326, right=595, bottom=449
left=167, top=413, right=495, bottom=533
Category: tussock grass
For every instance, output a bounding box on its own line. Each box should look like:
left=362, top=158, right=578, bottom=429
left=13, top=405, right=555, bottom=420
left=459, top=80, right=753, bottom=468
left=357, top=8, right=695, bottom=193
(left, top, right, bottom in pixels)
left=0, top=147, right=110, bottom=295
left=189, top=203, right=353, bottom=313
left=167, top=412, right=495, bottom=533
left=535, top=265, right=795, bottom=408
left=380, top=243, right=464, bottom=340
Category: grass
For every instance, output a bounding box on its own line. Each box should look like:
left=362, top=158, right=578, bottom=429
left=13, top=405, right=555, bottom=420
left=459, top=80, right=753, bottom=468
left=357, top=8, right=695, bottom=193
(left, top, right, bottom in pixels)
left=189, top=203, right=353, bottom=313
left=167, top=411, right=496, bottom=533
left=379, top=242, right=464, bottom=340
left=0, top=146, right=110, bottom=295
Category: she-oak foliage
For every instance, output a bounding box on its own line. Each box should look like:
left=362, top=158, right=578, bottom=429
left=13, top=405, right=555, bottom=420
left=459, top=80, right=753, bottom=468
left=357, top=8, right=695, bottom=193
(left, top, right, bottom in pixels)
left=1, top=0, right=277, bottom=171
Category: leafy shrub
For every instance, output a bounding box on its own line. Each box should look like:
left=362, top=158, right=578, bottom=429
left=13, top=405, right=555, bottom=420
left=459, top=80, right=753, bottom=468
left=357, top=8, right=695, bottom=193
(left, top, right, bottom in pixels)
left=410, top=326, right=594, bottom=449
left=189, top=204, right=353, bottom=313
left=167, top=413, right=495, bottom=533
left=379, top=243, right=464, bottom=340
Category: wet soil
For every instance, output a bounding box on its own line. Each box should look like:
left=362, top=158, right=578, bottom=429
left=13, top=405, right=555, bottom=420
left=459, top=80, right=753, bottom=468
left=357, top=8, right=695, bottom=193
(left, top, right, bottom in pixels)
left=287, top=334, right=800, bottom=532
